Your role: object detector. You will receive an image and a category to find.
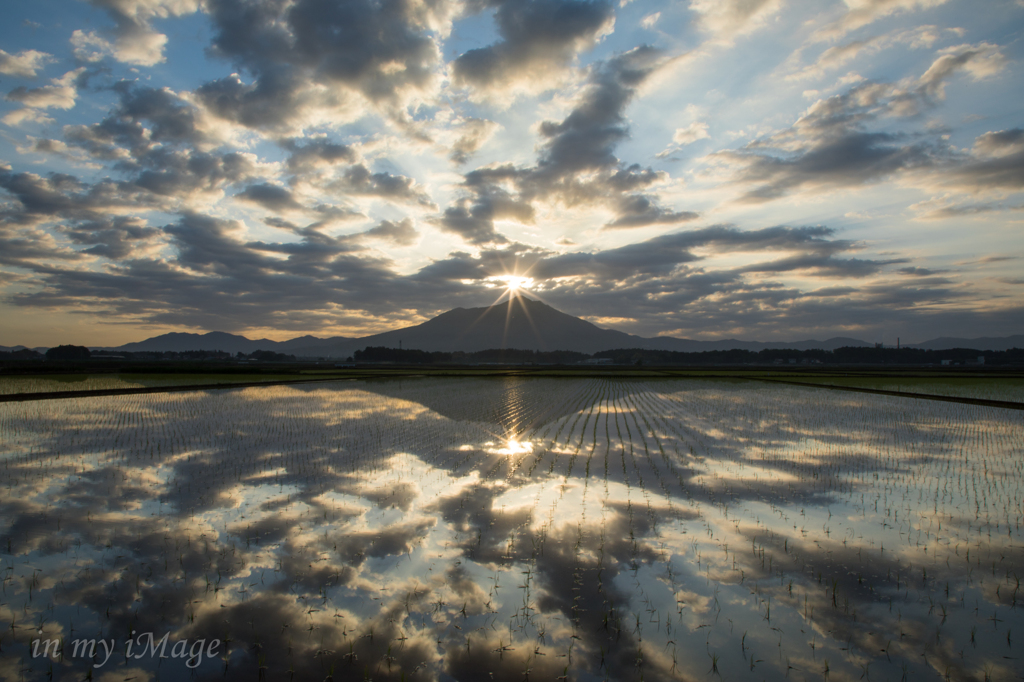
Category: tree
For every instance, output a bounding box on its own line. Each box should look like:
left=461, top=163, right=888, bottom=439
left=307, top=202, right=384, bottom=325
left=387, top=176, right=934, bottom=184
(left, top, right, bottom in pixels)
left=45, top=345, right=91, bottom=360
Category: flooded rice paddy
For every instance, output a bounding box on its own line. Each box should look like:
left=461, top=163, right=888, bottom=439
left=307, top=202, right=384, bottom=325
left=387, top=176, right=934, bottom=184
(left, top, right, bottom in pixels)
left=0, top=377, right=1021, bottom=681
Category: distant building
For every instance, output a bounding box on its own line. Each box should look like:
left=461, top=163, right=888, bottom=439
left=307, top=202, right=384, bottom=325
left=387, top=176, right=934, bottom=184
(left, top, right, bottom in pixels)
left=581, top=358, right=612, bottom=365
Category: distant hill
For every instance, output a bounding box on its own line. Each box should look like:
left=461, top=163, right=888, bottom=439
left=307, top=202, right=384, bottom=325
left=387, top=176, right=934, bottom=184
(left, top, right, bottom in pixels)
left=69, top=296, right=1022, bottom=358
left=908, top=335, right=1024, bottom=351
left=106, top=331, right=352, bottom=355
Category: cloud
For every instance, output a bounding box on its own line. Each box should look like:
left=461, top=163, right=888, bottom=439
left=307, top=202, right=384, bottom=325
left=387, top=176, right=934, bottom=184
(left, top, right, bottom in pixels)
left=449, top=118, right=499, bottom=164
left=71, top=0, right=202, bottom=66
left=640, top=11, right=661, bottom=29
left=196, top=0, right=454, bottom=130
left=434, top=196, right=518, bottom=245
left=0, top=167, right=152, bottom=220
left=973, top=128, right=1024, bottom=158
left=63, top=82, right=222, bottom=163
left=672, top=121, right=710, bottom=145
left=364, top=217, right=419, bottom=246
left=688, top=0, right=785, bottom=40
left=283, top=138, right=358, bottom=175
left=437, top=47, right=697, bottom=244
left=0, top=49, right=54, bottom=78
left=328, top=164, right=436, bottom=207
left=603, top=193, right=699, bottom=229
left=814, top=0, right=949, bottom=41
left=61, top=215, right=161, bottom=259
left=236, top=183, right=303, bottom=212
left=719, top=131, right=935, bottom=202
left=918, top=42, right=1006, bottom=100
left=711, top=45, right=1009, bottom=202
left=3, top=69, right=85, bottom=125
left=786, top=25, right=952, bottom=81
left=657, top=120, right=710, bottom=158
left=452, top=0, right=615, bottom=100
left=424, top=224, right=857, bottom=284
left=533, top=46, right=666, bottom=180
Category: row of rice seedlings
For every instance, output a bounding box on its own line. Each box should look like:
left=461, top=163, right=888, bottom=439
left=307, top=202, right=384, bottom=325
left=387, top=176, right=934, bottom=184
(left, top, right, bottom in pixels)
left=1, top=377, right=1021, bottom=680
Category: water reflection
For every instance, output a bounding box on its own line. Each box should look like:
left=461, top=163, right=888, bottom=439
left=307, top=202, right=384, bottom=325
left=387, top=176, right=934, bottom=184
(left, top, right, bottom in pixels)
left=0, top=378, right=1021, bottom=681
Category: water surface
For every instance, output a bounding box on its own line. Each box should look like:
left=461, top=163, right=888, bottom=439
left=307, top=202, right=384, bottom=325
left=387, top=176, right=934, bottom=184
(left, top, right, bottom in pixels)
left=1, top=378, right=1021, bottom=681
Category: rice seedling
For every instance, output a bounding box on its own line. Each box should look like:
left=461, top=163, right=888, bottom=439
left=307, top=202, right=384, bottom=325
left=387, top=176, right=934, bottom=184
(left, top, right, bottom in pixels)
left=0, top=377, right=1020, bottom=680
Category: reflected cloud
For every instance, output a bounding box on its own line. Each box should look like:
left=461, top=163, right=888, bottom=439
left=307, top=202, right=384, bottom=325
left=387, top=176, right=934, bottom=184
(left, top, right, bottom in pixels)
left=0, top=378, right=1021, bottom=680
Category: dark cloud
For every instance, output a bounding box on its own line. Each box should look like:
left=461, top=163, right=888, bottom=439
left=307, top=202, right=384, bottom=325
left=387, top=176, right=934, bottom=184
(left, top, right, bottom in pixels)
left=604, top=194, right=699, bottom=229
left=713, top=46, right=1011, bottom=203
left=739, top=253, right=908, bottom=278
left=197, top=0, right=450, bottom=129
left=329, top=164, right=436, bottom=206
left=283, top=137, right=358, bottom=174
left=534, top=46, right=664, bottom=180
left=0, top=167, right=152, bottom=219
left=236, top=182, right=302, bottom=211
left=721, top=131, right=936, bottom=203
left=434, top=172, right=535, bottom=245
left=63, top=81, right=211, bottom=159
left=61, top=215, right=160, bottom=259
left=452, top=0, right=614, bottom=96
left=973, top=128, right=1024, bottom=156
left=439, top=47, right=698, bottom=244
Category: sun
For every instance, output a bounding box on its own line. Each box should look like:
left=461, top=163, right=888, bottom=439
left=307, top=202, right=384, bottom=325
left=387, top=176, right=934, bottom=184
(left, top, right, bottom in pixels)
left=492, top=275, right=533, bottom=294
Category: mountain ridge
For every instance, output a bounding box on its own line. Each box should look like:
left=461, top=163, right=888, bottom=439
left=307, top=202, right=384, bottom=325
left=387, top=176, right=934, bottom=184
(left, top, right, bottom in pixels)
left=18, top=297, right=1021, bottom=356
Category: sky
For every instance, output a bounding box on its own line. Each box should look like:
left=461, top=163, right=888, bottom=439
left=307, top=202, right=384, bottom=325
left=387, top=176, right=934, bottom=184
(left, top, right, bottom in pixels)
left=1, top=0, right=1022, bottom=347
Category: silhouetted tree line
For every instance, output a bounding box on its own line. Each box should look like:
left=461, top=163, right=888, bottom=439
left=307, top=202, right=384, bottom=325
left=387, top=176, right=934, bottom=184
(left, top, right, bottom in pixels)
left=0, top=348, right=293, bottom=362
left=237, top=350, right=296, bottom=362
left=45, top=345, right=91, bottom=360
left=353, top=347, right=589, bottom=364
left=591, top=346, right=1024, bottom=366
left=4, top=344, right=1023, bottom=366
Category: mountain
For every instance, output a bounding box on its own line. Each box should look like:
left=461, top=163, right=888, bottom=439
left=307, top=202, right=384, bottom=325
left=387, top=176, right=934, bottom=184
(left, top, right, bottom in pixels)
left=293, top=297, right=643, bottom=356
left=0, top=345, right=48, bottom=353
left=907, top=335, right=1024, bottom=351
left=88, top=297, right=1022, bottom=358
left=635, top=336, right=872, bottom=352
left=107, top=331, right=351, bottom=355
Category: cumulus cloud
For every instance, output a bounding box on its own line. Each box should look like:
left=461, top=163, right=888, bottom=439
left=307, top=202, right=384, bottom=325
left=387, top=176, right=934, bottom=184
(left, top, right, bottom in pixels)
left=437, top=47, right=698, bottom=243
left=712, top=44, right=1009, bottom=202
left=452, top=0, right=615, bottom=100
left=328, top=164, right=436, bottom=207
left=3, top=69, right=85, bottom=125
left=62, top=215, right=161, bottom=259
left=236, top=183, right=303, bottom=212
left=196, top=0, right=455, bottom=131
left=0, top=49, right=54, bottom=78
left=284, top=138, right=358, bottom=175
left=71, top=0, right=202, bottom=66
